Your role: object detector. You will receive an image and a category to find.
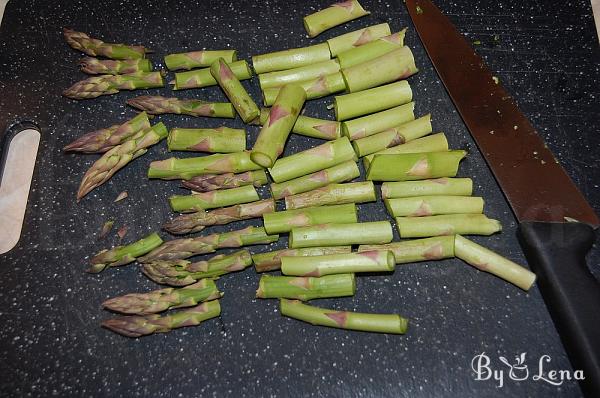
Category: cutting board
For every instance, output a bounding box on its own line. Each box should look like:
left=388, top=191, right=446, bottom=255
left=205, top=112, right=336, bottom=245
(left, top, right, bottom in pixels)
left=0, top=0, right=598, bottom=396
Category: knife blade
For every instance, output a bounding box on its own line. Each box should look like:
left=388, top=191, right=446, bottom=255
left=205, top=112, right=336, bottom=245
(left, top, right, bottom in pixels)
left=405, top=0, right=600, bottom=396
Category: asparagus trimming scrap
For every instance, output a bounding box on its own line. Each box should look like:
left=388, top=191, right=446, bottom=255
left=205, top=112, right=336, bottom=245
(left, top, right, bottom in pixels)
left=258, top=108, right=342, bottom=140
left=262, top=73, right=346, bottom=106
left=326, top=23, right=391, bottom=56
left=88, top=232, right=163, bottom=273
left=342, top=102, right=415, bottom=140
left=127, top=96, right=236, bottom=118
left=167, top=127, right=245, bottom=153
left=181, top=170, right=268, bottom=192
left=362, top=133, right=450, bottom=170
left=63, top=28, right=148, bottom=59
left=281, top=250, right=395, bottom=276
left=289, top=221, right=393, bottom=248
left=257, top=274, right=356, bottom=301
left=334, top=81, right=412, bottom=121
left=79, top=57, right=152, bottom=75
left=336, top=30, right=406, bottom=69
left=385, top=196, right=484, bottom=217
left=63, top=72, right=164, bottom=100
left=358, top=236, right=455, bottom=264
left=303, top=0, right=370, bottom=38
left=263, top=203, right=357, bottom=234
left=366, top=150, right=466, bottom=181
left=284, top=181, right=376, bottom=210
left=172, top=60, right=253, bottom=90
left=164, top=49, right=237, bottom=71
left=252, top=246, right=352, bottom=273
left=258, top=60, right=341, bottom=90
left=148, top=151, right=261, bottom=180
left=169, top=185, right=260, bottom=212
left=252, top=42, right=331, bottom=74
left=381, top=178, right=474, bottom=199
left=210, top=58, right=259, bottom=123
left=395, top=214, right=502, bottom=238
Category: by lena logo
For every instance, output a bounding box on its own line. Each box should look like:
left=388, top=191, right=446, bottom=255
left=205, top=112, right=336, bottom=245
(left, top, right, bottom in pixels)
left=471, top=352, right=584, bottom=388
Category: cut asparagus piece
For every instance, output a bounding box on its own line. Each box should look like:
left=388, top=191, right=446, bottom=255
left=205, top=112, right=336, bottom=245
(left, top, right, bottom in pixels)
left=270, top=160, right=359, bottom=199
left=358, top=236, right=456, bottom=264
left=280, top=299, right=408, bottom=334
left=385, top=196, right=484, bottom=217
left=252, top=246, right=352, bottom=272
left=289, top=221, right=393, bottom=248
left=257, top=274, right=356, bottom=301
left=262, top=72, right=346, bottom=106
left=164, top=50, right=237, bottom=71
left=381, top=178, right=474, bottom=199
left=252, top=43, right=331, bottom=74
left=259, top=108, right=342, bottom=140
left=281, top=250, right=395, bottom=276
left=454, top=235, right=536, bottom=291
left=63, top=112, right=151, bottom=153
left=169, top=185, right=260, bottom=212
left=342, top=102, right=415, bottom=140
left=264, top=203, right=357, bottom=234
left=163, top=199, right=275, bottom=234
left=395, top=214, right=502, bottom=238
left=210, top=58, right=259, bottom=123
left=148, top=152, right=262, bottom=180
left=303, top=0, right=370, bottom=38
left=102, top=300, right=221, bottom=337
left=258, top=60, right=340, bottom=90
left=366, top=150, right=466, bottom=182
left=341, top=46, right=418, bottom=93
left=326, top=23, right=391, bottom=56
left=88, top=232, right=163, bottom=273
left=334, top=81, right=412, bottom=121
left=127, top=96, right=235, bottom=118
left=77, top=122, right=168, bottom=200
left=172, top=60, right=253, bottom=90
left=337, top=30, right=406, bottom=69
left=269, top=136, right=356, bottom=183
left=252, top=84, right=306, bottom=168
left=181, top=170, right=268, bottom=192
left=168, top=127, right=245, bottom=153
left=102, top=279, right=222, bottom=315
left=63, top=28, right=148, bottom=59
left=284, top=181, right=376, bottom=210
left=79, top=57, right=152, bottom=75
left=63, top=72, right=164, bottom=100
left=362, top=133, right=450, bottom=170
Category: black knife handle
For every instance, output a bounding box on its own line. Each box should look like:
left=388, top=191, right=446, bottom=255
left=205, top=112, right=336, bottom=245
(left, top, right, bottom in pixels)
left=518, top=221, right=600, bottom=397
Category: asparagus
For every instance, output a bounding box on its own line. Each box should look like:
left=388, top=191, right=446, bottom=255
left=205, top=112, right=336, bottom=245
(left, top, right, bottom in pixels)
left=102, top=300, right=221, bottom=337
left=169, top=185, right=259, bottom=212
left=251, top=84, right=306, bottom=168
left=358, top=236, right=456, bottom=264
left=164, top=50, right=237, bottom=71
left=168, top=127, right=245, bottom=153
left=280, top=299, right=408, bottom=334
left=326, top=23, right=391, bottom=56
left=454, top=235, right=536, bottom=291
left=77, top=122, right=168, bottom=200
left=210, top=58, right=259, bottom=123
left=281, top=250, right=395, bottom=276
left=258, top=108, right=342, bottom=140
left=172, top=60, right=253, bottom=90
left=63, top=72, right=164, bottom=100
left=252, top=42, right=331, bottom=74
left=262, top=73, right=346, bottom=106
left=303, top=0, right=370, bottom=38
left=102, top=279, right=222, bottom=315
left=289, top=221, right=393, bottom=248
left=385, top=196, right=484, bottom=217
left=258, top=60, right=340, bottom=90
left=181, top=170, right=268, bottom=192
left=269, top=136, right=356, bottom=183
left=127, top=96, right=235, bottom=118
left=337, top=30, right=406, bottom=69
left=395, top=214, right=502, bottom=238
left=88, top=232, right=163, bottom=273
left=79, top=57, right=152, bottom=75
left=341, top=46, right=418, bottom=93
left=252, top=246, right=352, bottom=272
left=63, top=112, right=151, bottom=153
left=362, top=133, right=450, bottom=170
left=263, top=203, right=357, bottom=234
left=270, top=160, right=359, bottom=199
left=366, top=150, right=466, bottom=182
left=63, top=28, right=148, bottom=59
left=285, top=181, right=376, bottom=210
left=163, top=199, right=275, bottom=234
left=381, top=178, right=474, bottom=199
left=334, top=81, right=412, bottom=121
left=148, top=151, right=262, bottom=180
left=257, top=274, right=356, bottom=301
left=342, top=102, right=415, bottom=140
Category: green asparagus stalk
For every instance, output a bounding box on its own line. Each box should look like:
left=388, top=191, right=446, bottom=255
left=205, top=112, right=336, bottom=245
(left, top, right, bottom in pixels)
left=358, top=236, right=455, bottom=264
left=252, top=246, right=352, bottom=272
left=395, top=214, right=502, bottom=238
left=258, top=60, right=340, bottom=90
left=79, top=57, right=152, bottom=75
left=337, top=30, right=406, bottom=68
left=263, top=203, right=357, bottom=234
left=77, top=122, right=168, bottom=200
left=172, top=60, right=253, bottom=90
left=252, top=43, right=331, bottom=74
left=280, top=299, right=408, bottom=334
left=168, top=127, right=245, bottom=153
left=303, top=0, right=370, bottom=38
left=259, top=108, right=342, bottom=140
left=181, top=170, right=268, bottom=192
left=281, top=250, right=394, bottom=276
left=385, top=196, right=484, bottom=217
left=163, top=199, right=275, bottom=234
left=270, top=160, right=359, bottom=199
left=164, top=50, right=237, bottom=71
left=269, top=136, right=357, bottom=183
left=289, top=221, right=393, bottom=248
left=102, top=300, right=221, bottom=337
left=334, top=81, right=412, bottom=121
left=342, top=102, right=415, bottom=140
left=326, top=23, right=391, bottom=56
left=262, top=72, right=346, bottom=106
left=285, top=181, right=376, bottom=210
left=210, top=58, right=259, bottom=123
left=366, top=150, right=466, bottom=182
left=102, top=279, right=222, bottom=315
left=362, top=133, right=450, bottom=170
left=381, top=178, right=474, bottom=199
left=63, top=28, right=148, bottom=59
left=63, top=112, right=151, bottom=153
left=251, top=84, right=306, bottom=167
left=169, top=185, right=259, bottom=212
left=454, top=235, right=536, bottom=291
left=63, top=72, right=164, bottom=100
left=88, top=232, right=163, bottom=273
left=341, top=46, right=418, bottom=93
left=257, top=274, right=356, bottom=300
left=148, top=151, right=262, bottom=180
left=127, top=96, right=235, bottom=118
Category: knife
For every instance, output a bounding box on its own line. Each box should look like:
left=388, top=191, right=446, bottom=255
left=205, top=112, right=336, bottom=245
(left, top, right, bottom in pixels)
left=405, top=0, right=600, bottom=396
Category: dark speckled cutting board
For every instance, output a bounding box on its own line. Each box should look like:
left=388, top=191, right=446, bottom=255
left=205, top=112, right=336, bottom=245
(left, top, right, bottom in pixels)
left=0, top=0, right=598, bottom=396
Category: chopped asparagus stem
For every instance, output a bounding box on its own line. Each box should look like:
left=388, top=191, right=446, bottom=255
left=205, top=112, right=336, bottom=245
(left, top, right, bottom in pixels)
left=257, top=274, right=356, bottom=301
left=289, top=221, right=393, bottom=248
left=252, top=246, right=352, bottom=273
left=281, top=250, right=395, bottom=276
left=395, top=214, right=502, bottom=238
